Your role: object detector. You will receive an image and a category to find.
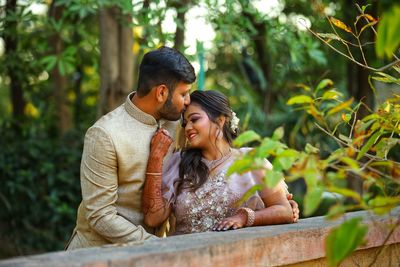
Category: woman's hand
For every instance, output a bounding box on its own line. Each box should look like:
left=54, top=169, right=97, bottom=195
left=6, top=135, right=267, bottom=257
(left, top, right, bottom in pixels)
left=287, top=194, right=300, bottom=223
left=212, top=213, right=247, bottom=231
left=149, top=128, right=173, bottom=161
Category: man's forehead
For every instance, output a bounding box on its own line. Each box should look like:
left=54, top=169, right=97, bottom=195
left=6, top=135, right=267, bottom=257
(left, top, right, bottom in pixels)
left=176, top=82, right=191, bottom=91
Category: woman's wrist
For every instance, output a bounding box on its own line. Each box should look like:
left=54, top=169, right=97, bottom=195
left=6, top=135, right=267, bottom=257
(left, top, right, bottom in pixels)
left=236, top=207, right=255, bottom=227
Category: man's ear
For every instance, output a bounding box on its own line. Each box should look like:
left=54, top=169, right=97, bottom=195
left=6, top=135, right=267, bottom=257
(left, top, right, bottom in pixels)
left=155, top=85, right=169, bottom=103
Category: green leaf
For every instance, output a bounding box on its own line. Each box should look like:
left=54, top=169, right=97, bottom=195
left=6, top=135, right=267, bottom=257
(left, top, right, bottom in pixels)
left=340, top=157, right=359, bottom=170
left=304, top=187, right=323, bottom=216
left=368, top=196, right=400, bottom=215
left=327, top=98, right=353, bottom=116
left=326, top=217, right=368, bottom=267
left=272, top=126, right=284, bottom=140
left=362, top=4, right=371, bottom=12
left=256, top=138, right=284, bottom=158
left=356, top=131, right=381, bottom=160
left=317, top=33, right=341, bottom=41
left=273, top=149, right=299, bottom=171
left=338, top=134, right=352, bottom=144
left=322, top=90, right=342, bottom=100
left=375, top=138, right=399, bottom=158
left=376, top=5, right=400, bottom=59
left=358, top=119, right=375, bottom=132
left=304, top=168, right=319, bottom=188
left=264, top=170, right=284, bottom=189
left=236, top=184, right=264, bottom=206
left=58, top=60, right=66, bottom=76
left=327, top=186, right=361, bottom=202
left=371, top=72, right=400, bottom=85
left=315, top=79, right=333, bottom=94
left=227, top=157, right=254, bottom=176
left=326, top=204, right=346, bottom=220
left=41, top=55, right=58, bottom=71
left=305, top=143, right=319, bottom=154
left=287, top=95, right=313, bottom=105
left=233, top=130, right=261, bottom=147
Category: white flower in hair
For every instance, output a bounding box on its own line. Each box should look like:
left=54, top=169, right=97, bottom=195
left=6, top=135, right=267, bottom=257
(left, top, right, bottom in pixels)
left=230, top=111, right=240, bottom=132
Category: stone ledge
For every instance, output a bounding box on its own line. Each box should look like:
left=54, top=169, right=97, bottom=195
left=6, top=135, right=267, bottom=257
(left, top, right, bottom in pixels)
left=1, top=207, right=399, bottom=267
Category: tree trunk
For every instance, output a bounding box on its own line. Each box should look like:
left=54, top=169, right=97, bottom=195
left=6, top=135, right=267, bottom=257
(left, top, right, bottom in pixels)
left=172, top=1, right=188, bottom=52
left=119, top=20, right=134, bottom=104
left=49, top=1, right=72, bottom=134
left=4, top=0, right=26, bottom=119
left=98, top=7, right=134, bottom=117
left=241, top=5, right=272, bottom=114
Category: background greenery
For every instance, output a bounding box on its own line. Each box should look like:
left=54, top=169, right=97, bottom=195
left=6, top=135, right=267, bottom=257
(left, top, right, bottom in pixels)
left=0, top=0, right=399, bottom=262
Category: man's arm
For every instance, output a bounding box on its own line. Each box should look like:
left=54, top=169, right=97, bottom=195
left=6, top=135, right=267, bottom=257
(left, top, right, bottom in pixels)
left=80, top=126, right=154, bottom=244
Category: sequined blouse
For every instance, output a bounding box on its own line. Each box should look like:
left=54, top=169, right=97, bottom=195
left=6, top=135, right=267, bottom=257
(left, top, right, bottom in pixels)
left=162, top=148, right=286, bottom=235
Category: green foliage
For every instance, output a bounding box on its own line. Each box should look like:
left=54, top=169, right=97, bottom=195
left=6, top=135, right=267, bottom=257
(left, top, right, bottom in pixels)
left=325, top=217, right=368, bottom=267
left=232, top=75, right=399, bottom=263
left=376, top=5, right=400, bottom=59
left=0, top=120, right=84, bottom=256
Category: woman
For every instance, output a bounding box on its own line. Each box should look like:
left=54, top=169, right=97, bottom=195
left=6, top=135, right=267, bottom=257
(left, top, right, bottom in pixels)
left=142, top=90, right=296, bottom=235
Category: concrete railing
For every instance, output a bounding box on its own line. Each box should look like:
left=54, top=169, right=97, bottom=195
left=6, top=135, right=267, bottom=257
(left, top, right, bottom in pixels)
left=1, top=207, right=399, bottom=267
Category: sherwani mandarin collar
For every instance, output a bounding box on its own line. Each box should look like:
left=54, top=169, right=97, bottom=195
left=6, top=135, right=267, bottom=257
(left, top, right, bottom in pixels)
left=125, top=92, right=169, bottom=127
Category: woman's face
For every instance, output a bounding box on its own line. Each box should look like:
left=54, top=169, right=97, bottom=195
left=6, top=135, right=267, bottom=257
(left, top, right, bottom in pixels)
left=183, top=103, right=219, bottom=149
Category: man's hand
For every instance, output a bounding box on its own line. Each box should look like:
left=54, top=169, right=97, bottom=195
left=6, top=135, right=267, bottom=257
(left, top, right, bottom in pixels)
left=287, top=193, right=299, bottom=223
left=149, top=128, right=173, bottom=161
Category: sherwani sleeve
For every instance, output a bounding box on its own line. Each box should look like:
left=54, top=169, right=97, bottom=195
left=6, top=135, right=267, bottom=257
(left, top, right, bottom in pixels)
left=80, top=126, right=154, bottom=243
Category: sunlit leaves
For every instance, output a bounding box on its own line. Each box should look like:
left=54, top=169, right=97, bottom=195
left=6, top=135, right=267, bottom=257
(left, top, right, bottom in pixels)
left=328, top=17, right=352, bottom=33
left=304, top=187, right=323, bottom=216
left=376, top=5, right=400, bottom=59
left=326, top=204, right=346, bottom=220
left=371, top=72, right=400, bottom=86
left=368, top=196, right=400, bottom=215
left=287, top=95, right=313, bottom=105
left=326, top=217, right=368, bottom=267
left=305, top=143, right=319, bottom=154
left=327, top=186, right=362, bottom=203
left=233, top=130, right=261, bottom=147
left=326, top=98, right=353, bottom=116
left=317, top=33, right=341, bottom=42
left=356, top=131, right=381, bottom=160
left=375, top=138, right=399, bottom=159
left=264, top=170, right=284, bottom=189
left=227, top=156, right=256, bottom=176
left=322, top=90, right=342, bottom=100
left=315, top=79, right=333, bottom=94
left=272, top=126, right=284, bottom=141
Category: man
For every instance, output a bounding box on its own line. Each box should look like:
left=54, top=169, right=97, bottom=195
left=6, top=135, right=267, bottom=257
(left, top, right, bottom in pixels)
left=66, top=46, right=196, bottom=249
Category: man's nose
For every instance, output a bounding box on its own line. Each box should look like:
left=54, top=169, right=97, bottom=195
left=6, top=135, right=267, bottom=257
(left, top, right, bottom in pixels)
left=184, top=94, right=190, bottom=107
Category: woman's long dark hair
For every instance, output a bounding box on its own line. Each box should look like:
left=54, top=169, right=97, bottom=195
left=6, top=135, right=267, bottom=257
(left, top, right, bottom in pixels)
left=177, top=90, right=238, bottom=194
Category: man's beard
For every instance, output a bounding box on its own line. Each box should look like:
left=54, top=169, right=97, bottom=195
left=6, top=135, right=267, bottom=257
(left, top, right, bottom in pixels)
left=158, top=97, right=182, bottom=121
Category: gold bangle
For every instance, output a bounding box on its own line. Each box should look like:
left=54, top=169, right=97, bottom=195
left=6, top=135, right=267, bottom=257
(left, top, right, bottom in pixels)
left=146, top=172, right=162, bottom=176
left=236, top=207, right=255, bottom=227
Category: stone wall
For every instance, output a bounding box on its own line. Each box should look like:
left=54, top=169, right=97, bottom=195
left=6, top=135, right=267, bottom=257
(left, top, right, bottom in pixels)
left=1, top=207, right=399, bottom=267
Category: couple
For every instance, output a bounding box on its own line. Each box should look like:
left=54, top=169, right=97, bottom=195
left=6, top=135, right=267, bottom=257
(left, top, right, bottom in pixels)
left=66, top=46, right=298, bottom=250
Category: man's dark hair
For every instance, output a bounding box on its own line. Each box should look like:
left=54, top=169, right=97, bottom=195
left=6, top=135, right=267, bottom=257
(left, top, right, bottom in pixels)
left=136, top=46, right=196, bottom=97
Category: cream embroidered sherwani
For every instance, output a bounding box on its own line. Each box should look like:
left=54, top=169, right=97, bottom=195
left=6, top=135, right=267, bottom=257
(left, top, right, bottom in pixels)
left=66, top=92, right=178, bottom=250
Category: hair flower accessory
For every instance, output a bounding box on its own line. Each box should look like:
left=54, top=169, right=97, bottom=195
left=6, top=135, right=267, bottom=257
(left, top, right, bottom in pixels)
left=230, top=111, right=240, bottom=132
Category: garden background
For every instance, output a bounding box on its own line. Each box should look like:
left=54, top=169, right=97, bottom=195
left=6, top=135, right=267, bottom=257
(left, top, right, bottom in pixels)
left=0, top=0, right=399, bottom=262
